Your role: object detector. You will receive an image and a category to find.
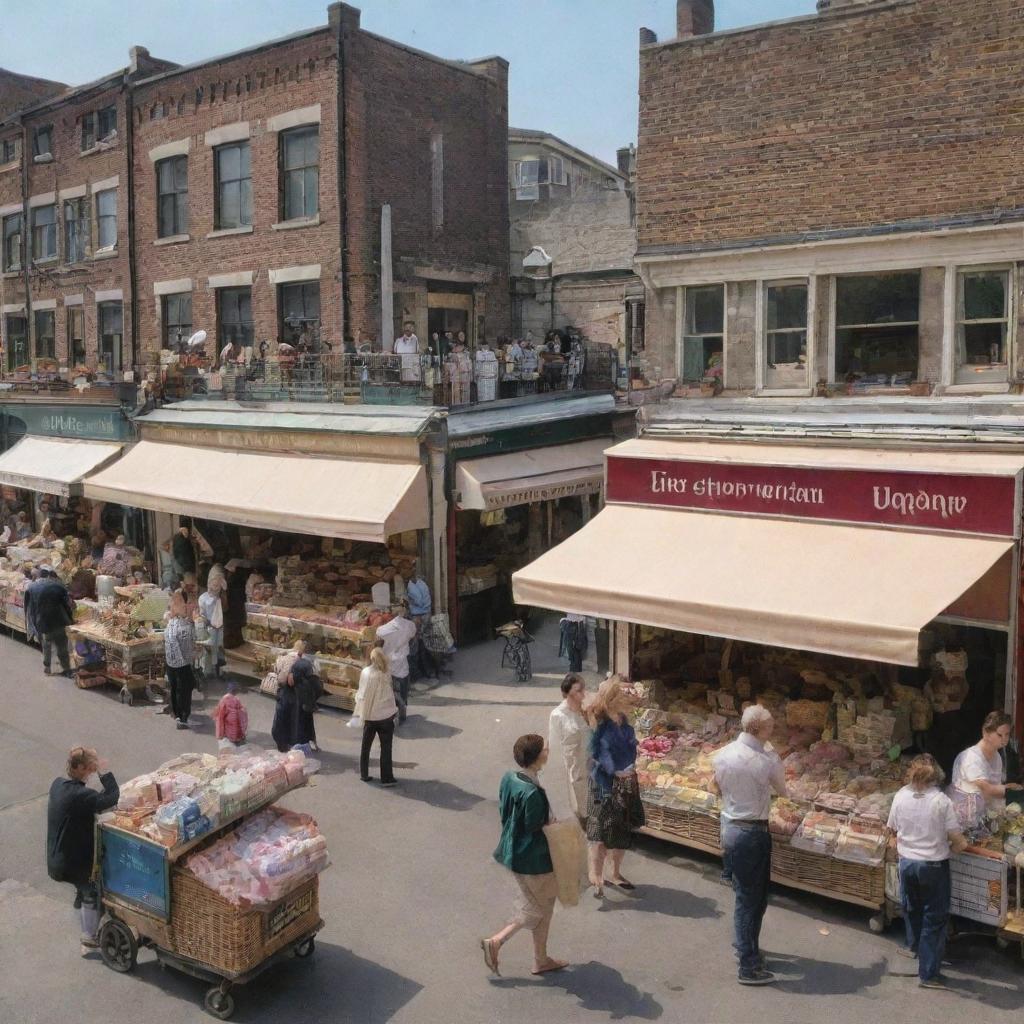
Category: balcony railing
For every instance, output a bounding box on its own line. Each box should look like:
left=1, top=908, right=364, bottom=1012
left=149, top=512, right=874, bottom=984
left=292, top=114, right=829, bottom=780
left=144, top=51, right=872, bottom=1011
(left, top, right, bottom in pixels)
left=148, top=346, right=616, bottom=408
left=0, top=362, right=130, bottom=403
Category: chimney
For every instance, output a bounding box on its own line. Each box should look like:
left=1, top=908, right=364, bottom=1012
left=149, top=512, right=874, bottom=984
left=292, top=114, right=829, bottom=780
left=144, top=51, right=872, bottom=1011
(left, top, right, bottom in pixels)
left=128, top=46, right=150, bottom=75
left=616, top=145, right=636, bottom=177
left=639, top=27, right=658, bottom=45
left=676, top=0, right=715, bottom=38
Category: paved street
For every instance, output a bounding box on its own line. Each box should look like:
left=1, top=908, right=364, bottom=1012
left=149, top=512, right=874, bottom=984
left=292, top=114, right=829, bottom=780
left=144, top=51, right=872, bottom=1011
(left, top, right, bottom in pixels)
left=1, top=617, right=1022, bottom=1024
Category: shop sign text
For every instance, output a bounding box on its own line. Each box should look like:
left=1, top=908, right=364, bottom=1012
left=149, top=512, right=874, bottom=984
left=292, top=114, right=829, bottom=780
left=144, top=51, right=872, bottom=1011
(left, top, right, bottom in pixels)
left=608, top=456, right=1017, bottom=536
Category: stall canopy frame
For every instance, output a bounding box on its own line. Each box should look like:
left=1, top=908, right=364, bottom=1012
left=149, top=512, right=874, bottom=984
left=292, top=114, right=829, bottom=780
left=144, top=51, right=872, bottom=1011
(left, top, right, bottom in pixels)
left=83, top=440, right=429, bottom=543
left=0, top=436, right=124, bottom=498
left=511, top=504, right=1014, bottom=666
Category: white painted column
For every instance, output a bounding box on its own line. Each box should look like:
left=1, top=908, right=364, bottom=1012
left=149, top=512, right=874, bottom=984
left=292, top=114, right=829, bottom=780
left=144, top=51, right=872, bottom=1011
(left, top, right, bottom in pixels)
left=380, top=204, right=394, bottom=352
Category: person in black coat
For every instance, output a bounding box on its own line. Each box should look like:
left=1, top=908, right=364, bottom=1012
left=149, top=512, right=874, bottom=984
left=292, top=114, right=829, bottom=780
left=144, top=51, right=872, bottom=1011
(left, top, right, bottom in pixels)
left=25, top=565, right=75, bottom=675
left=46, top=747, right=119, bottom=951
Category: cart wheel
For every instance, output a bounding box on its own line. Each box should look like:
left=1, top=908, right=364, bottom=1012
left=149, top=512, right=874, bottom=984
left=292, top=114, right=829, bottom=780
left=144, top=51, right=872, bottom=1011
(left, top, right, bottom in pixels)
left=99, top=919, right=137, bottom=973
left=204, top=987, right=235, bottom=1020
left=295, top=937, right=315, bottom=958
left=868, top=913, right=886, bottom=934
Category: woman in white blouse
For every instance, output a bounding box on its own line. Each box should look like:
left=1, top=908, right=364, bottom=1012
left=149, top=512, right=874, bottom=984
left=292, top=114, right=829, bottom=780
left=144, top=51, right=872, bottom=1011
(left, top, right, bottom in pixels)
left=950, top=711, right=1022, bottom=822
left=548, top=674, right=592, bottom=828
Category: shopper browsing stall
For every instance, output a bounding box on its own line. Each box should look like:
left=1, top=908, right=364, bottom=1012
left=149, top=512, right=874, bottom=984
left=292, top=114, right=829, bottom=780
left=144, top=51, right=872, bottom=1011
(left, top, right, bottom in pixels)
left=587, top=676, right=644, bottom=897
left=949, top=711, right=1023, bottom=824
left=198, top=576, right=225, bottom=679
left=163, top=590, right=197, bottom=730
left=25, top=565, right=74, bottom=677
left=46, top=747, right=119, bottom=953
left=355, top=646, right=398, bottom=786
left=376, top=601, right=417, bottom=724
left=712, top=705, right=788, bottom=986
left=887, top=754, right=968, bottom=989
left=549, top=673, right=592, bottom=828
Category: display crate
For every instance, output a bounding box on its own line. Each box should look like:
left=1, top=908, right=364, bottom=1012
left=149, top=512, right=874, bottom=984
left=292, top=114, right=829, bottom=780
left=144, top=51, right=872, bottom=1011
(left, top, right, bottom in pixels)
left=771, top=835, right=885, bottom=909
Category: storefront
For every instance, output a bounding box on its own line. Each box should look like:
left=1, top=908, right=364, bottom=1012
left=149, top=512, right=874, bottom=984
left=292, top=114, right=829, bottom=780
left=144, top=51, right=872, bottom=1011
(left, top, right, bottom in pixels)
left=81, top=406, right=435, bottom=708
left=446, top=394, right=632, bottom=644
left=513, top=435, right=1024, bottom=925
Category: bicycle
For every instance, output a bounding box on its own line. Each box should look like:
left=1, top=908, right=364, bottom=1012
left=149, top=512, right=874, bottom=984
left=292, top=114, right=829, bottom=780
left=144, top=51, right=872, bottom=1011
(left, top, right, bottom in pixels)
left=497, top=620, right=534, bottom=682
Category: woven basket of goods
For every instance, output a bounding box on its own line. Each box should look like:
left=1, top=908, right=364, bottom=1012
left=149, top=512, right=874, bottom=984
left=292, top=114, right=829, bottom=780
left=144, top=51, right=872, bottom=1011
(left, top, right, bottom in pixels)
left=786, top=700, right=830, bottom=732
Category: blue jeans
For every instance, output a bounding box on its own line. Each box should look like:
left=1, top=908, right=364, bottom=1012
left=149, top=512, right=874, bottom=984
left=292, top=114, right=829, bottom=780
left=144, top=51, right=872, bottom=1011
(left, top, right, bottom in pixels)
left=899, top=857, right=950, bottom=981
left=722, top=821, right=772, bottom=975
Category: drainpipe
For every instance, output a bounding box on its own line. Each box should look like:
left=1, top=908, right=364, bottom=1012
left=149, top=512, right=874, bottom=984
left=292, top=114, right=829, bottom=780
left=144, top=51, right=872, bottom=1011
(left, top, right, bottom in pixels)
left=333, top=7, right=351, bottom=344
left=20, top=120, right=32, bottom=373
left=124, top=72, right=139, bottom=374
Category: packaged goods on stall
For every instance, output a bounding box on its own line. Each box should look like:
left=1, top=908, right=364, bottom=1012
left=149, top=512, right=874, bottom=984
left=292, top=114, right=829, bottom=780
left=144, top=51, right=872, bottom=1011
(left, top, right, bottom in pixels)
left=833, top=817, right=888, bottom=866
left=791, top=811, right=845, bottom=856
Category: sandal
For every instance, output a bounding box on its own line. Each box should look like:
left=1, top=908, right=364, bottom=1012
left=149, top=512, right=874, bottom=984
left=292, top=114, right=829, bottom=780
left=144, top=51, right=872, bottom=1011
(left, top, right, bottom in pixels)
left=480, top=938, right=500, bottom=976
left=532, top=958, right=569, bottom=975
left=610, top=877, right=635, bottom=891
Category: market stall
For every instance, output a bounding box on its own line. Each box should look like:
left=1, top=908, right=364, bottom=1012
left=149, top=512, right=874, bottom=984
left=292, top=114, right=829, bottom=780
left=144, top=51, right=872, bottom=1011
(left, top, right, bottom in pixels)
left=513, top=437, right=1024, bottom=928
left=96, top=747, right=325, bottom=1019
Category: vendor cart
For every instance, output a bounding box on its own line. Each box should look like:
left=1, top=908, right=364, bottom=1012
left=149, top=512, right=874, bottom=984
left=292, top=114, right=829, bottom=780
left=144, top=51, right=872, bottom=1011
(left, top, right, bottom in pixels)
left=95, top=778, right=323, bottom=1019
left=68, top=623, right=164, bottom=705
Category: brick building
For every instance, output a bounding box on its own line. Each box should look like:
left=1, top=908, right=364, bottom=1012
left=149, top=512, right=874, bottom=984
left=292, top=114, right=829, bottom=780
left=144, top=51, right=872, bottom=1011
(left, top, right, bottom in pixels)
left=0, top=2, right=509, bottom=374
left=509, top=128, right=641, bottom=363
left=635, top=0, right=1024, bottom=400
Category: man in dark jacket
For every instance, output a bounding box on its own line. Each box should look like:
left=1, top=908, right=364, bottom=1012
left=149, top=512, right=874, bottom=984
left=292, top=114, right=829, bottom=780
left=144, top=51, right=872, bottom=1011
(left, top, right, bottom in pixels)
left=46, top=747, right=119, bottom=951
left=25, top=565, right=75, bottom=675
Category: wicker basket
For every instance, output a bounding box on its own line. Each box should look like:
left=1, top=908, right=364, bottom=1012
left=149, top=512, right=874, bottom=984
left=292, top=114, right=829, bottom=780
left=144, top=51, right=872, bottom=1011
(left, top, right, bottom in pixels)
left=785, top=700, right=830, bottom=732
left=169, top=870, right=320, bottom=975
left=771, top=835, right=884, bottom=907
left=642, top=802, right=722, bottom=852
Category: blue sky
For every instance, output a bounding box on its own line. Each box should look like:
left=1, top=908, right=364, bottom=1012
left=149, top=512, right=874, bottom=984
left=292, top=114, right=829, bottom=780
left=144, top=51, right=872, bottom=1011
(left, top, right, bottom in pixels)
left=0, top=1, right=815, bottom=162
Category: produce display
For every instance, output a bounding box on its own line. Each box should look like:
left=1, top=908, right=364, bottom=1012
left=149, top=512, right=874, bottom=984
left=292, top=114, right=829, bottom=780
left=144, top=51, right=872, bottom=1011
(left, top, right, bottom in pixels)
left=104, top=748, right=319, bottom=850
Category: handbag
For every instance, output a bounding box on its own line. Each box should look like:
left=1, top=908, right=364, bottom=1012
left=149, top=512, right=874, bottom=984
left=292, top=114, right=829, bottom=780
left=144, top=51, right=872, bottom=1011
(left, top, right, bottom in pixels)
left=259, top=671, right=279, bottom=696
left=542, top=819, right=587, bottom=907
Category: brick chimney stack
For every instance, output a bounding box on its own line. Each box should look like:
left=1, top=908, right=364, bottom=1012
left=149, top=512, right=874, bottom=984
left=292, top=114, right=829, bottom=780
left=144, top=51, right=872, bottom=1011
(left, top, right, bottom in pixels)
left=676, top=0, right=715, bottom=38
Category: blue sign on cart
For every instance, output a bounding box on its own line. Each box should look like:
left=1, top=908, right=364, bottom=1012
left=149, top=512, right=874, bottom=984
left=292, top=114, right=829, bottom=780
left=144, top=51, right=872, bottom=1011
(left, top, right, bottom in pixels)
left=101, top=829, right=169, bottom=918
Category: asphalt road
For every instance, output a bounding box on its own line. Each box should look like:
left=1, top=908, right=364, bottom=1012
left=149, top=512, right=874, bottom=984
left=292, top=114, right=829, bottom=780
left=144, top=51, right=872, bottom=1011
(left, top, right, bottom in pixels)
left=1, top=616, right=1022, bottom=1024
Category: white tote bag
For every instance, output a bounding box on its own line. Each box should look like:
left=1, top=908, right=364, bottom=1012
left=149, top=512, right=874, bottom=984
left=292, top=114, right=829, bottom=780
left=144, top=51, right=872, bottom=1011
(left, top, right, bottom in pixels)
left=542, top=818, right=587, bottom=907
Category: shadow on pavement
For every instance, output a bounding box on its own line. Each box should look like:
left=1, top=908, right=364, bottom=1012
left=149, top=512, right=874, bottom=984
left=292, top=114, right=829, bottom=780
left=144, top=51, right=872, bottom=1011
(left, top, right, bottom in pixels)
left=773, top=953, right=887, bottom=996
left=494, top=960, right=663, bottom=1020
left=386, top=777, right=485, bottom=812
left=597, top=883, right=722, bottom=920
left=128, top=940, right=422, bottom=1022
left=396, top=715, right=462, bottom=740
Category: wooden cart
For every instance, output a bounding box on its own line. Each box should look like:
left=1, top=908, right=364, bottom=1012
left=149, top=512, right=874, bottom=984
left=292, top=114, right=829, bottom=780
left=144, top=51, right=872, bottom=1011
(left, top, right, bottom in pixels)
left=68, top=624, right=165, bottom=705
left=96, top=780, right=322, bottom=1019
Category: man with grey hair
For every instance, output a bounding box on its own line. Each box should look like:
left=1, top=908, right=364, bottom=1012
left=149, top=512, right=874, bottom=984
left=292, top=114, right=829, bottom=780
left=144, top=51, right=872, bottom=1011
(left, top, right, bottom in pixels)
left=712, top=704, right=788, bottom=985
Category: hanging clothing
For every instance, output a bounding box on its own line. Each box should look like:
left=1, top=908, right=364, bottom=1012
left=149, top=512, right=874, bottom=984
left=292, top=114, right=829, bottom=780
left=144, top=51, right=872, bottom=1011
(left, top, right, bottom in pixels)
left=559, top=616, right=588, bottom=673
left=395, top=334, right=422, bottom=383
left=447, top=348, right=473, bottom=405
left=475, top=348, right=499, bottom=402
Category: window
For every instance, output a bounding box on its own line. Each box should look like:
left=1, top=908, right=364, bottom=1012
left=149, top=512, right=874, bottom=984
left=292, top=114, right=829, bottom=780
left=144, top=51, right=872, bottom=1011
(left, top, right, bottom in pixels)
left=68, top=306, right=85, bottom=366
left=625, top=298, right=645, bottom=354
left=215, top=142, right=252, bottom=229
left=2, top=213, right=22, bottom=271
left=679, top=285, right=724, bottom=382
left=514, top=159, right=539, bottom=201
left=548, top=156, right=567, bottom=186
left=955, top=269, right=1010, bottom=385
left=34, top=309, right=55, bottom=360
left=278, top=282, right=320, bottom=344
left=835, top=272, right=919, bottom=386
left=764, top=282, right=809, bottom=390
left=280, top=126, right=318, bottom=221
left=31, top=204, right=56, bottom=261
left=430, top=131, right=443, bottom=233
left=32, top=125, right=52, bottom=158
left=98, top=301, right=123, bottom=375
left=81, top=105, right=117, bottom=151
left=5, top=315, right=28, bottom=369
left=162, top=293, right=192, bottom=350
left=95, top=189, right=117, bottom=249
left=1, top=138, right=17, bottom=163
left=64, top=198, right=88, bottom=263
left=156, top=156, right=188, bottom=237
left=217, top=287, right=253, bottom=350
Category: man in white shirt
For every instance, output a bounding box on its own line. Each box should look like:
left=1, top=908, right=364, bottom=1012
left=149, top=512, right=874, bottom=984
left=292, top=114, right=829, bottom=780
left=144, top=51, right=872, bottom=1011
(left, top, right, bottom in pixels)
left=197, top=579, right=225, bottom=679
left=375, top=601, right=418, bottom=723
left=712, top=705, right=787, bottom=986
left=394, top=322, right=421, bottom=383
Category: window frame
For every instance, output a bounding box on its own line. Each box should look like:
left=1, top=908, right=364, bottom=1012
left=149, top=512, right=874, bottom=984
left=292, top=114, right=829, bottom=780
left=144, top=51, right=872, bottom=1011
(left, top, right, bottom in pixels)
left=2, top=212, right=22, bottom=272
left=625, top=297, right=645, bottom=355
left=757, top=277, right=815, bottom=396
left=31, top=204, right=57, bottom=262
left=278, top=124, right=319, bottom=223
left=5, top=314, right=28, bottom=370
left=156, top=155, right=189, bottom=238
left=97, top=301, right=123, bottom=375
left=216, top=286, right=254, bottom=351
left=214, top=141, right=252, bottom=230
left=830, top=270, right=922, bottom=388
left=34, top=308, right=55, bottom=361
left=0, top=138, right=17, bottom=164
left=95, top=189, right=117, bottom=251
left=63, top=197, right=89, bottom=264
left=676, top=283, right=726, bottom=385
left=951, top=265, right=1013, bottom=387
left=162, top=292, right=193, bottom=351
left=67, top=306, right=86, bottom=367
left=277, top=281, right=321, bottom=344
left=32, top=125, right=53, bottom=159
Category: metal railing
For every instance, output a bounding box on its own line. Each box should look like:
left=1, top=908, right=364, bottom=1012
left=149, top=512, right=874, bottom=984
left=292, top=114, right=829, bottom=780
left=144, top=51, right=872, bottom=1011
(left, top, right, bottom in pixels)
left=147, top=346, right=616, bottom=408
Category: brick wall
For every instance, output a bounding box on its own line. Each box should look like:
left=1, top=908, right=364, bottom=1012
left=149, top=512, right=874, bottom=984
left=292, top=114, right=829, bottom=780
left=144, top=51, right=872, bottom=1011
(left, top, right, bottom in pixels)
left=637, top=0, right=1024, bottom=253
left=0, top=70, right=67, bottom=120
left=132, top=30, right=341, bottom=359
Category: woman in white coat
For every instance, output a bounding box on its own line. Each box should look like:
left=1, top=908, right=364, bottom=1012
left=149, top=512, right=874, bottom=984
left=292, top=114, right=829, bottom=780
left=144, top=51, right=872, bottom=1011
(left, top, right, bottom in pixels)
left=548, top=673, right=592, bottom=828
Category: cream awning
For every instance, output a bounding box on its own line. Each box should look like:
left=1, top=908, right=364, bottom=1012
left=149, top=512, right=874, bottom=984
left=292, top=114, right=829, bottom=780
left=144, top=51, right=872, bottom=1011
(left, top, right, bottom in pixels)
left=512, top=505, right=1013, bottom=665
left=83, top=440, right=429, bottom=543
left=0, top=436, right=124, bottom=497
left=455, top=439, right=608, bottom=511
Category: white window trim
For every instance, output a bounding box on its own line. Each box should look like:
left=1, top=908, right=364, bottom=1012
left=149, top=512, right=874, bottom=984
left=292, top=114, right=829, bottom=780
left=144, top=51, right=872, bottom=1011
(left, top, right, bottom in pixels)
left=148, top=138, right=191, bottom=163
left=33, top=298, right=56, bottom=311
left=58, top=184, right=87, bottom=201
left=0, top=201, right=20, bottom=218
left=942, top=261, right=1015, bottom=393
left=675, top=283, right=727, bottom=387
left=154, top=278, right=193, bottom=297
left=90, top=176, right=119, bottom=194
left=2, top=303, right=25, bottom=314
left=95, top=289, right=123, bottom=303
left=267, top=105, right=321, bottom=133
left=63, top=294, right=84, bottom=307
left=204, top=122, right=250, bottom=147
left=268, top=264, right=321, bottom=286
left=208, top=271, right=253, bottom=289
left=755, top=276, right=816, bottom=396
left=28, top=192, right=55, bottom=208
